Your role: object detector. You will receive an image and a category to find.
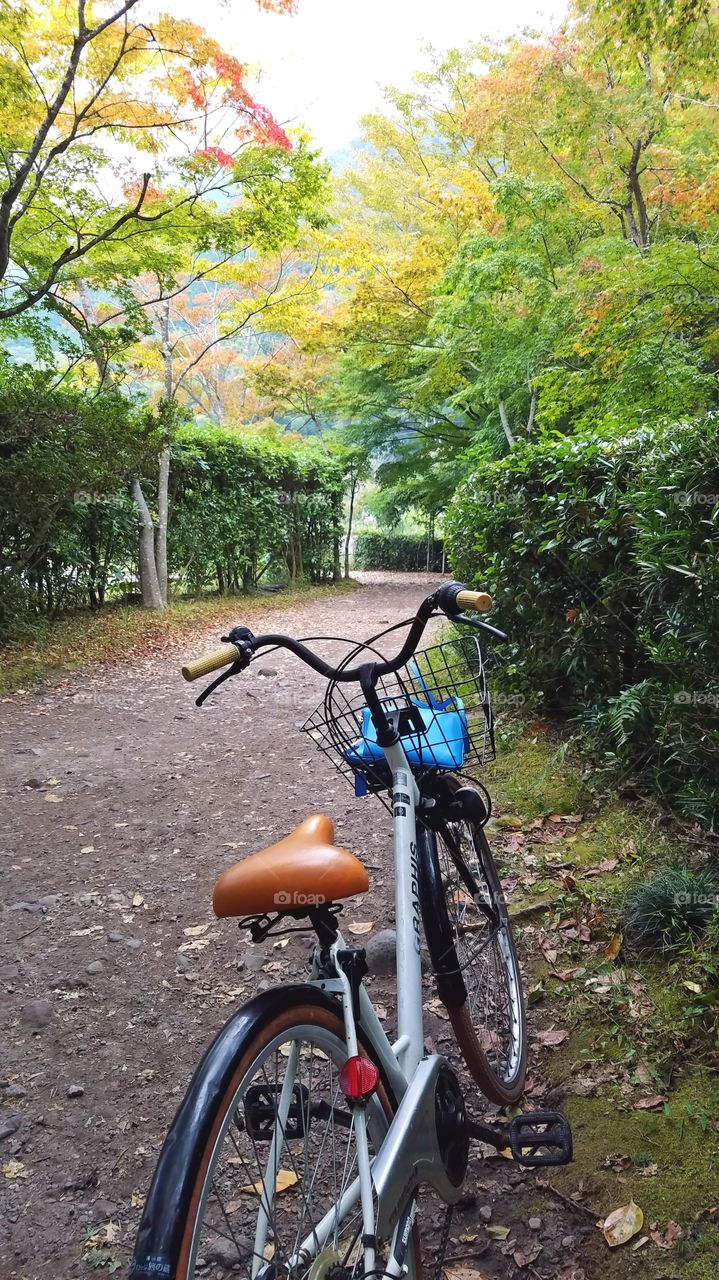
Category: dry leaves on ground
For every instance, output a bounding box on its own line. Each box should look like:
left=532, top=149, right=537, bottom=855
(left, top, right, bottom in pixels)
left=602, top=1199, right=644, bottom=1247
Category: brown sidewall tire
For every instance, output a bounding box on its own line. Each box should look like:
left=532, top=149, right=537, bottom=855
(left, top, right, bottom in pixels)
left=422, top=817, right=527, bottom=1107
left=175, top=1003, right=422, bottom=1280
left=448, top=1002, right=527, bottom=1106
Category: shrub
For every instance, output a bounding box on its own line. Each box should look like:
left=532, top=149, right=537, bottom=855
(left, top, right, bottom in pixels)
left=170, top=423, right=344, bottom=594
left=623, top=866, right=719, bottom=951
left=445, top=415, right=719, bottom=824
left=0, top=367, right=164, bottom=634
left=354, top=531, right=444, bottom=571
left=0, top=372, right=345, bottom=636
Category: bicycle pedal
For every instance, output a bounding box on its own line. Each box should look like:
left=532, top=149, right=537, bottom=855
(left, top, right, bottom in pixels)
left=508, top=1111, right=573, bottom=1167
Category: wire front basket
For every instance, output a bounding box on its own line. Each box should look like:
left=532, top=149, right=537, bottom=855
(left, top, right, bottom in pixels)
left=302, top=630, right=495, bottom=801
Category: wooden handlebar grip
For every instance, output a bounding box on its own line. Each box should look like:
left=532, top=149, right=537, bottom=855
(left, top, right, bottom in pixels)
left=181, top=643, right=241, bottom=682
left=456, top=589, right=493, bottom=613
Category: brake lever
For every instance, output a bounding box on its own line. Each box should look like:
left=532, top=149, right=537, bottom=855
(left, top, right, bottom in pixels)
left=195, top=630, right=255, bottom=707
left=195, top=661, right=245, bottom=707
left=455, top=612, right=508, bottom=643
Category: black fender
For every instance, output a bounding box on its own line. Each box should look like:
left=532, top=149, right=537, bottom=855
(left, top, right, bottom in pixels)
left=128, top=984, right=342, bottom=1280
left=416, top=823, right=467, bottom=1009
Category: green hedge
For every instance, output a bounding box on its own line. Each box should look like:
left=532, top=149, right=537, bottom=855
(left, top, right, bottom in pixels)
left=353, top=531, right=444, bottom=571
left=446, top=416, right=719, bottom=825
left=0, top=369, right=344, bottom=637
left=170, top=423, right=344, bottom=594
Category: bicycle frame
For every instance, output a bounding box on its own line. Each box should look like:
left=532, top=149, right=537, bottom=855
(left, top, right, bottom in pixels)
left=289, top=737, right=461, bottom=1279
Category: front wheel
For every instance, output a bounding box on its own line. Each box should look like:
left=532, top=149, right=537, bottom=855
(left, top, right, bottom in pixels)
left=419, top=811, right=527, bottom=1105
left=130, top=987, right=422, bottom=1280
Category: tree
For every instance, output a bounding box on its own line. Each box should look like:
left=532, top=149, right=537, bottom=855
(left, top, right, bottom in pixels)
left=309, top=48, right=497, bottom=523
left=0, top=0, right=330, bottom=608
left=467, top=2, right=719, bottom=250
left=0, top=0, right=296, bottom=319
left=429, top=175, right=599, bottom=451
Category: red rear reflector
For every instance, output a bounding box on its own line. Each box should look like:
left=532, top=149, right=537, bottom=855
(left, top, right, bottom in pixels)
left=338, top=1055, right=380, bottom=1101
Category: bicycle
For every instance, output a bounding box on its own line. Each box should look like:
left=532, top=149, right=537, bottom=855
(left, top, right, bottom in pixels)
left=129, top=579, right=571, bottom=1280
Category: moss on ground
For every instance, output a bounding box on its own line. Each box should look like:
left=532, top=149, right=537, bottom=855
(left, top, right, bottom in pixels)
left=551, top=1080, right=719, bottom=1275
left=488, top=730, right=589, bottom=820
left=488, top=718, right=719, bottom=1274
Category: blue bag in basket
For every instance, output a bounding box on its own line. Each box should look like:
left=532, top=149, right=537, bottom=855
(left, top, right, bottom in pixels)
left=344, top=696, right=469, bottom=775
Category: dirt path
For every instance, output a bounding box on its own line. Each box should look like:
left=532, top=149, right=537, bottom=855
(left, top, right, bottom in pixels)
left=2, top=573, right=591, bottom=1279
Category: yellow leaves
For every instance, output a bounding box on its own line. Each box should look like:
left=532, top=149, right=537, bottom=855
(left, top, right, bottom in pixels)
left=2, top=1160, right=30, bottom=1180
left=602, top=1199, right=644, bottom=1247
left=235, top=1169, right=299, bottom=1200
left=485, top=1224, right=511, bottom=1240
left=603, top=932, right=623, bottom=961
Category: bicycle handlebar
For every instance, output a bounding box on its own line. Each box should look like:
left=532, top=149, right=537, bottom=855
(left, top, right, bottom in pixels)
left=181, top=580, right=505, bottom=689
left=181, top=643, right=242, bottom=682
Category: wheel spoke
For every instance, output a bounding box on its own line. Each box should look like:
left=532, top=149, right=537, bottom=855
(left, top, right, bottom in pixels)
left=182, top=1017, right=393, bottom=1280
left=437, top=819, right=524, bottom=1089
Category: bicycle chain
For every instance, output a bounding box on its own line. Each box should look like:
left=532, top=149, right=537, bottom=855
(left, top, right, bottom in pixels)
left=432, top=1204, right=454, bottom=1280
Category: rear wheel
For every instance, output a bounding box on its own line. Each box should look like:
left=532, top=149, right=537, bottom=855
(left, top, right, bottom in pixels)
left=420, top=814, right=526, bottom=1105
left=174, top=1002, right=421, bottom=1280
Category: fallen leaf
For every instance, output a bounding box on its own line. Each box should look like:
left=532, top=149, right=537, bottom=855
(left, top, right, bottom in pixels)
left=513, top=1242, right=543, bottom=1267
left=537, top=1027, right=569, bottom=1047
left=650, top=1221, right=682, bottom=1250
left=485, top=1224, right=511, bottom=1240
left=239, top=1169, right=299, bottom=1197
left=633, top=1095, right=667, bottom=1111
left=602, top=1199, right=643, bottom=1247
left=2, top=1160, right=30, bottom=1179
left=683, top=981, right=702, bottom=995
left=444, top=1266, right=490, bottom=1280
left=348, top=922, right=373, bottom=935
left=132, top=893, right=145, bottom=908
left=44, top=793, right=63, bottom=803
left=599, top=858, right=619, bottom=872
left=603, top=933, right=623, bottom=961
left=183, top=923, right=210, bottom=937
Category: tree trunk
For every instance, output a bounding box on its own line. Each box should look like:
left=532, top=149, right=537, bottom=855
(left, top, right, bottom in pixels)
left=344, top=477, right=357, bottom=579
left=498, top=400, right=515, bottom=448
left=156, top=446, right=170, bottom=606
left=155, top=298, right=173, bottom=606
left=132, top=479, right=164, bottom=609
left=526, top=388, right=537, bottom=435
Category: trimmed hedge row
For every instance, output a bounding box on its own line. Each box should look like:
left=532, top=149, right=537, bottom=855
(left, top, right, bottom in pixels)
left=446, top=416, right=719, bottom=825
left=0, top=369, right=344, bottom=636
left=170, top=423, right=344, bottom=595
left=353, top=531, right=444, bottom=572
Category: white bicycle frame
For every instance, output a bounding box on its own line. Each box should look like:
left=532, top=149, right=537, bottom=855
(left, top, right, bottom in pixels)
left=257, top=738, right=458, bottom=1280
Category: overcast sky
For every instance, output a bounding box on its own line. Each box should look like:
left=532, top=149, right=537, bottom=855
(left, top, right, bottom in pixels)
left=172, top=0, right=566, bottom=153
